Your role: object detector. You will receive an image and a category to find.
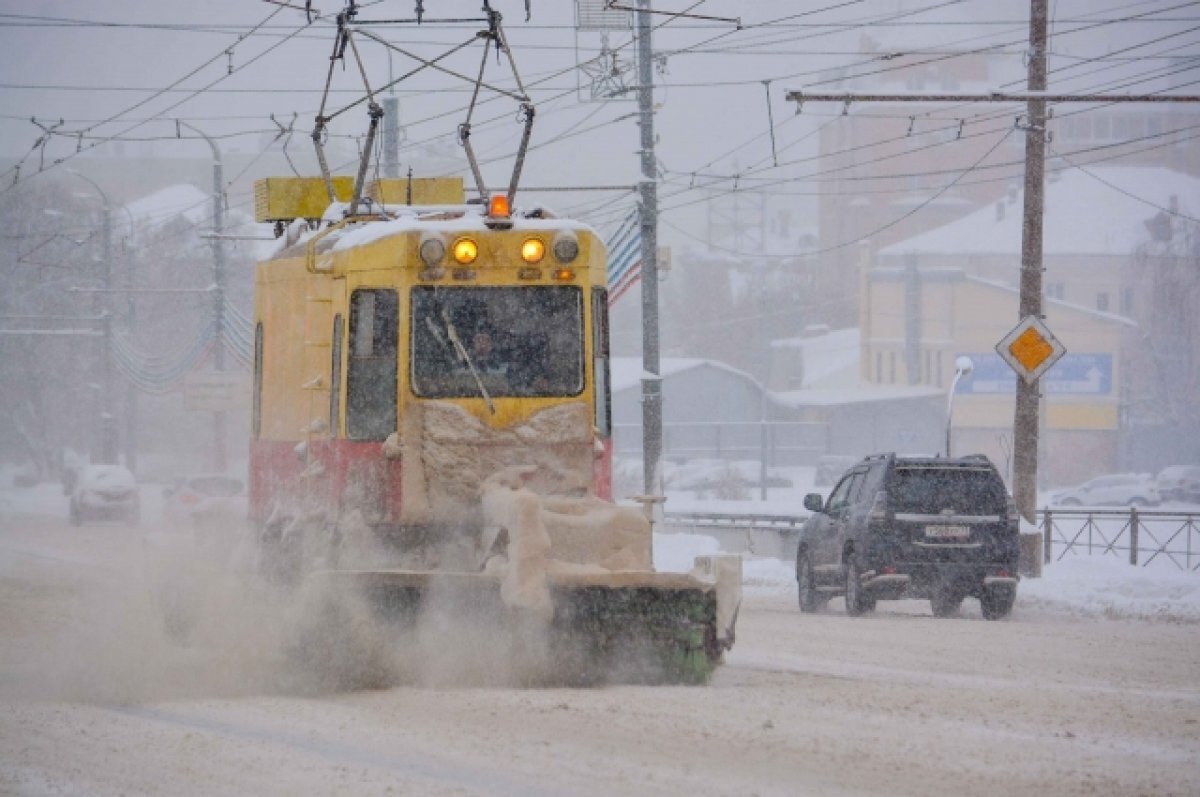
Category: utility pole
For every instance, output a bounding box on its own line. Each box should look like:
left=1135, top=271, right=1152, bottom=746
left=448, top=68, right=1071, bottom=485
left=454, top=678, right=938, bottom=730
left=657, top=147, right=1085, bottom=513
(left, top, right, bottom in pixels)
left=1012, top=0, right=1048, bottom=524
left=635, top=0, right=662, bottom=503
left=68, top=169, right=117, bottom=464
left=383, top=95, right=400, bottom=178
left=181, top=121, right=227, bottom=473
left=383, top=53, right=400, bottom=178
left=211, top=146, right=227, bottom=473
left=787, top=4, right=1199, bottom=519
left=99, top=201, right=116, bottom=465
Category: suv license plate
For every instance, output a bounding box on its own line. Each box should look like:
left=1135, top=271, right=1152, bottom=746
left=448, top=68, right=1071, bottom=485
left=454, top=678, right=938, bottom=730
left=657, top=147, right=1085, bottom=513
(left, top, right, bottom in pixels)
left=925, top=524, right=969, bottom=539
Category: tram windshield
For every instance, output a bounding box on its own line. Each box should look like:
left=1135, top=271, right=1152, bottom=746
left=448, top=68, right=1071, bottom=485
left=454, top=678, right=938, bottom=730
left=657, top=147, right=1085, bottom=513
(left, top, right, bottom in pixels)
left=410, top=286, right=585, bottom=398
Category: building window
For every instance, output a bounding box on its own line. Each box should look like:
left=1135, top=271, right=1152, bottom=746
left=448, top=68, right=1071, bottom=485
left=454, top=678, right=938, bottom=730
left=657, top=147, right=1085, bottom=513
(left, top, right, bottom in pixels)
left=1097, top=292, right=1110, bottom=312
left=1113, top=114, right=1131, bottom=139
left=875, top=351, right=882, bottom=383
left=1121, top=287, right=1134, bottom=315
left=1046, top=282, right=1065, bottom=300
left=889, top=351, right=896, bottom=383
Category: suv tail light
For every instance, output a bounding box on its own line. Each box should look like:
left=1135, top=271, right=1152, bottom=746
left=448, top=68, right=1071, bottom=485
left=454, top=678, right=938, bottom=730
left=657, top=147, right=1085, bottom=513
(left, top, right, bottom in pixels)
left=868, top=490, right=889, bottom=523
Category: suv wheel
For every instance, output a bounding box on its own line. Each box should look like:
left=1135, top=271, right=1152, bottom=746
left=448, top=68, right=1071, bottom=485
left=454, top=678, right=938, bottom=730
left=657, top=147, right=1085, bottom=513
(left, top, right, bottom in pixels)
left=930, top=587, right=963, bottom=618
left=797, top=555, right=825, bottom=613
left=843, top=554, right=875, bottom=616
left=981, top=589, right=1015, bottom=621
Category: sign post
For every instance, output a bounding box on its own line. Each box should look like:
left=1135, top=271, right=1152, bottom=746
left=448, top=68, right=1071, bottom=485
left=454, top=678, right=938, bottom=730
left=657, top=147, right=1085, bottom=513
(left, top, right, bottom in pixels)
left=995, top=315, right=1065, bottom=579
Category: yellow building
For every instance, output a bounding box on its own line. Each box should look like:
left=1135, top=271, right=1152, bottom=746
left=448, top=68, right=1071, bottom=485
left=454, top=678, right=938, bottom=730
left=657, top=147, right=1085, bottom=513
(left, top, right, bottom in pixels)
left=861, top=267, right=1132, bottom=488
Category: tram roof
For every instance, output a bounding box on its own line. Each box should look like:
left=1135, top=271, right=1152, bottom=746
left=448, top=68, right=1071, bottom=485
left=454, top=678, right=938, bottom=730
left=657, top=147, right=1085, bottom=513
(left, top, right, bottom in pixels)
left=264, top=203, right=598, bottom=261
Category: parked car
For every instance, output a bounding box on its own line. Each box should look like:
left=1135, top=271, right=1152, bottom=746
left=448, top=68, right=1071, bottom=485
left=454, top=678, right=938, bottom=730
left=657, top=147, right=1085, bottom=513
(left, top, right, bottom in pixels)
left=1050, top=474, right=1159, bottom=507
left=795, top=453, right=1019, bottom=620
left=162, top=474, right=247, bottom=527
left=69, top=464, right=140, bottom=526
left=1154, top=466, right=1200, bottom=503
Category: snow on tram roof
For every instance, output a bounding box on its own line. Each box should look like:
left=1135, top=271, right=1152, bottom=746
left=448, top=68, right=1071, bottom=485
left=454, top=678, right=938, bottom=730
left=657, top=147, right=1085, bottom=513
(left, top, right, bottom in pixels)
left=329, top=205, right=596, bottom=253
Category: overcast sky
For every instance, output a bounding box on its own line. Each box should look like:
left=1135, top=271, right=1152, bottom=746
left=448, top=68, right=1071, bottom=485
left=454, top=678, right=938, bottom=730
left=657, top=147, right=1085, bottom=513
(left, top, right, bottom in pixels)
left=0, top=0, right=1193, bottom=241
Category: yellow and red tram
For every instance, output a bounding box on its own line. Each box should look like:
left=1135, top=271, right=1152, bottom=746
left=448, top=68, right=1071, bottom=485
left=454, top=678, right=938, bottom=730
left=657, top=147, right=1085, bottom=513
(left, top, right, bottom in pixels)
left=250, top=177, right=613, bottom=531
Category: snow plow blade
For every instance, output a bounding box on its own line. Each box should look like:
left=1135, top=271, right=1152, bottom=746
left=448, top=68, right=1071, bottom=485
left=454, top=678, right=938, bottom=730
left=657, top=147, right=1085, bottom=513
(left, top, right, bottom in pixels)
left=312, top=555, right=742, bottom=685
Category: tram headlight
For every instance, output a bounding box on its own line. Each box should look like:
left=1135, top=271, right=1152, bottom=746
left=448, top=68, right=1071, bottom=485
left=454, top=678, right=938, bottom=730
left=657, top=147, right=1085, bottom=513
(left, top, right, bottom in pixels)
left=521, top=238, right=546, bottom=264
left=419, top=236, right=446, bottom=267
left=553, top=232, right=579, bottom=264
left=452, top=237, right=479, bottom=265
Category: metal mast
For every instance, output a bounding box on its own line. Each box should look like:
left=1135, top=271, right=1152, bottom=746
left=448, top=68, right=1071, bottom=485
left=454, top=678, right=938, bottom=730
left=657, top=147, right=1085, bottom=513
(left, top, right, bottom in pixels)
left=635, top=0, right=662, bottom=501
left=180, top=120, right=227, bottom=472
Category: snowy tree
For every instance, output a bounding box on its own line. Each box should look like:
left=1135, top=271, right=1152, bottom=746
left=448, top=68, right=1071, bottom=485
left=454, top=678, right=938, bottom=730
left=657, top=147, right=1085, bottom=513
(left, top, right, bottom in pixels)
left=1125, top=209, right=1200, bottom=460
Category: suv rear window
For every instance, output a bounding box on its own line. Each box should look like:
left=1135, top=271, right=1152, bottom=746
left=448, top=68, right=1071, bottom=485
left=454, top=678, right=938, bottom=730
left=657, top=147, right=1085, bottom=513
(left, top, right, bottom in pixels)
left=891, top=466, right=1006, bottom=515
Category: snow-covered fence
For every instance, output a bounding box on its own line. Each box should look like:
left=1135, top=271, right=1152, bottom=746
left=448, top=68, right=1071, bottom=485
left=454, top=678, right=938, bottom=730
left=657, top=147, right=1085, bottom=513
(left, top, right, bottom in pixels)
left=1041, top=508, right=1200, bottom=571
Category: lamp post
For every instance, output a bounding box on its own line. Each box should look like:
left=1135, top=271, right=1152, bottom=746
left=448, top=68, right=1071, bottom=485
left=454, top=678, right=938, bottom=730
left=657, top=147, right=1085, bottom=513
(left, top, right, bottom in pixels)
left=946, top=356, right=974, bottom=458
left=65, top=169, right=118, bottom=465
left=178, top=121, right=228, bottom=472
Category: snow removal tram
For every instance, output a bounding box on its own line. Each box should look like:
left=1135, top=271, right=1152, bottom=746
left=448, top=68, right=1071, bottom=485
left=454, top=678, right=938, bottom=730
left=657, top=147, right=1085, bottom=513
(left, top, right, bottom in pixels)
left=248, top=174, right=741, bottom=683
left=245, top=0, right=738, bottom=685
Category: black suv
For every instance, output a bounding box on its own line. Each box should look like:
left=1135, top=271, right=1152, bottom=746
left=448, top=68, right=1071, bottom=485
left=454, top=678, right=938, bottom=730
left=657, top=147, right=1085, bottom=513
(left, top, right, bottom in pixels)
left=795, top=453, right=1019, bottom=620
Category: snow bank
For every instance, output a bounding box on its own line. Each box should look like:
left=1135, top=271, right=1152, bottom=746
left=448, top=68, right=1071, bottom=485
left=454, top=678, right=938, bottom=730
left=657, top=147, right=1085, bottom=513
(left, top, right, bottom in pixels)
left=1019, top=555, right=1200, bottom=622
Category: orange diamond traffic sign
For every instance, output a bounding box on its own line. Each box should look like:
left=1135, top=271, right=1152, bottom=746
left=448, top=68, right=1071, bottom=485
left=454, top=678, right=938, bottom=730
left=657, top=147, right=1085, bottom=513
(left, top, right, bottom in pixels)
left=995, top=315, right=1066, bottom=384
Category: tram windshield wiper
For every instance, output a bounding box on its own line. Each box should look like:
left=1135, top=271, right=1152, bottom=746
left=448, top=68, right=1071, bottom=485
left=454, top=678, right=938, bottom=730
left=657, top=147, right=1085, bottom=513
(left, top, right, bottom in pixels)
left=440, top=307, right=495, bottom=414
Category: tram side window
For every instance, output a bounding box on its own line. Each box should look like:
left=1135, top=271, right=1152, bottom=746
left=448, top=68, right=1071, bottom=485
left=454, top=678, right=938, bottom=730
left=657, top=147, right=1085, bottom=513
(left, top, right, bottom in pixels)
left=347, top=290, right=398, bottom=440
left=592, top=288, right=611, bottom=437
left=330, top=313, right=343, bottom=437
left=253, top=322, right=263, bottom=438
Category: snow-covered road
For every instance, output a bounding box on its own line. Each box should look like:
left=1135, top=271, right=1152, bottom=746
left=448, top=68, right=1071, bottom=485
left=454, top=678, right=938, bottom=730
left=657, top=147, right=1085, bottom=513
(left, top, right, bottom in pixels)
left=1, top=510, right=1198, bottom=796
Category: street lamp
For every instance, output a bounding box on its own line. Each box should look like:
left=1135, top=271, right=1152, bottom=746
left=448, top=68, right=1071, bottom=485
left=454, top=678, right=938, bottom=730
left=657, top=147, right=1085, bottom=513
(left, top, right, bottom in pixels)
left=177, top=121, right=229, bottom=473
left=946, top=355, right=974, bottom=458
left=65, top=169, right=118, bottom=465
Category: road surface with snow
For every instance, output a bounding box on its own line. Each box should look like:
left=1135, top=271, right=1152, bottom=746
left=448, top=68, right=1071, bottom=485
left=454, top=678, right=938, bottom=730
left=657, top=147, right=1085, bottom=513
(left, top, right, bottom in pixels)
left=1, top=504, right=1198, bottom=796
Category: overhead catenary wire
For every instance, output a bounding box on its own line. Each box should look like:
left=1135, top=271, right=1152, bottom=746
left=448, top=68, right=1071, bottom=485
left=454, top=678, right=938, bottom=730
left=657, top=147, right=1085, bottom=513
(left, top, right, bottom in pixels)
left=13, top=0, right=1188, bottom=241
left=0, top=5, right=314, bottom=192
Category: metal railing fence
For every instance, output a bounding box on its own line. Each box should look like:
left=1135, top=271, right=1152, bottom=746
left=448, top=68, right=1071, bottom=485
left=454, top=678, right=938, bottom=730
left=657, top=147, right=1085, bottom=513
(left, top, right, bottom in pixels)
left=1041, top=508, right=1200, bottom=571
left=613, top=420, right=828, bottom=466
left=663, top=508, right=1200, bottom=572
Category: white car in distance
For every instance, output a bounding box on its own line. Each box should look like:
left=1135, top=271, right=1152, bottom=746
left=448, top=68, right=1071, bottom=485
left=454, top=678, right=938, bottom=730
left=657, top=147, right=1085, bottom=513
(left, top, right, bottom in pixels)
left=1050, top=474, right=1160, bottom=507
left=70, top=464, right=140, bottom=526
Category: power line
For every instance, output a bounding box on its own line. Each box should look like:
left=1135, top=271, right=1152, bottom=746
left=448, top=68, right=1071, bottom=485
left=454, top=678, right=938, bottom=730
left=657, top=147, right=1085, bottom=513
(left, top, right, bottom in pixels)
left=1048, top=145, right=1200, bottom=223
left=0, top=5, right=309, bottom=192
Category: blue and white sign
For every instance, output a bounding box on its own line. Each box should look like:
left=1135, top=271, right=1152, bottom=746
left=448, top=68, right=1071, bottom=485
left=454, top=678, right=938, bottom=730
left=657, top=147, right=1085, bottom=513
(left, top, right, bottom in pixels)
left=957, top=353, right=1112, bottom=395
